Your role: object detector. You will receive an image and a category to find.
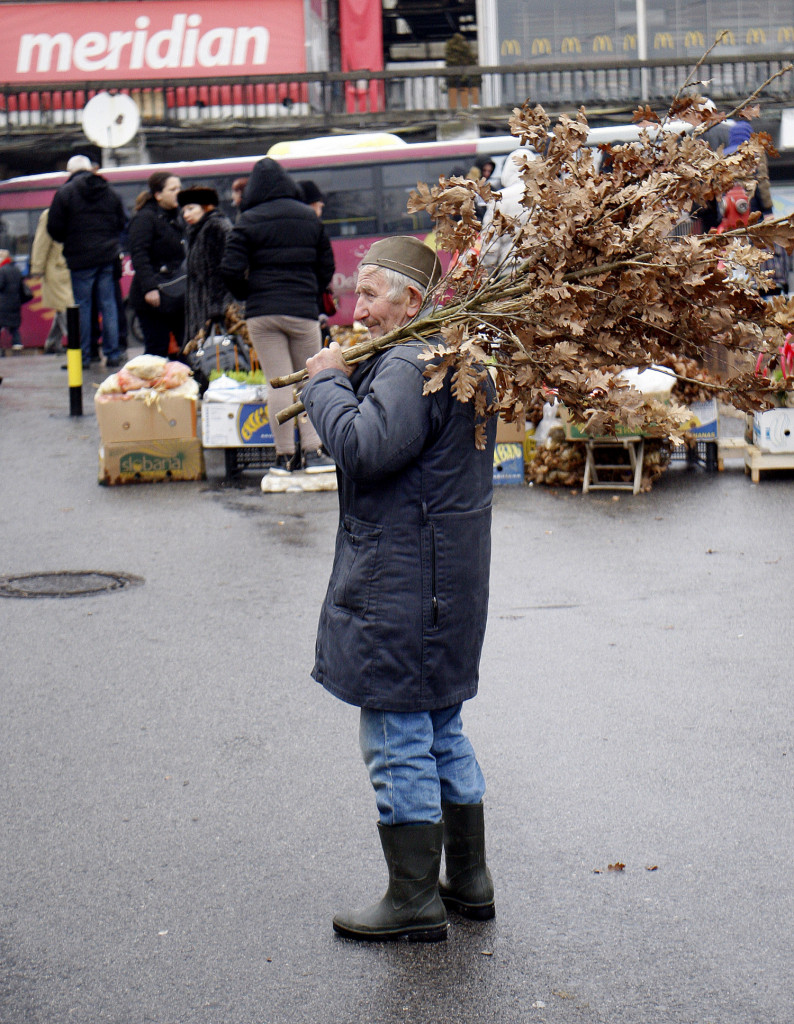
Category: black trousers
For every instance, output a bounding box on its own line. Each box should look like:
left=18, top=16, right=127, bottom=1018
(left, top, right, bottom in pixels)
left=136, top=303, right=185, bottom=360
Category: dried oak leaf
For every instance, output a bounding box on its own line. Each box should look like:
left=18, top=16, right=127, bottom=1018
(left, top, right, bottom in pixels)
left=451, top=360, right=483, bottom=403
left=633, top=104, right=660, bottom=124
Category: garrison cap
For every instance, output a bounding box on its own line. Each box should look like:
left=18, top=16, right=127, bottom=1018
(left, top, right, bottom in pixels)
left=360, top=236, right=442, bottom=291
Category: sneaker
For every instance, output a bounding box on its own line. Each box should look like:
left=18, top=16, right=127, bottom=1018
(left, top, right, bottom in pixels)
left=12, top=343, right=23, bottom=351
left=268, top=452, right=299, bottom=476
left=303, top=447, right=336, bottom=473
left=105, top=357, right=122, bottom=368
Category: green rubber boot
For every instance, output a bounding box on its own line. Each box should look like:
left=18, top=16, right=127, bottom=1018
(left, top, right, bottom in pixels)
left=438, top=801, right=495, bottom=920
left=332, top=822, right=448, bottom=942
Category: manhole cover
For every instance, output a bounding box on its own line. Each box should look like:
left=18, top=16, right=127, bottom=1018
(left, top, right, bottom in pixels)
left=0, top=571, right=144, bottom=599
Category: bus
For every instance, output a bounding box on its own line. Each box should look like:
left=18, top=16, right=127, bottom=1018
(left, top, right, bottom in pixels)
left=0, top=133, right=520, bottom=348
left=6, top=120, right=758, bottom=349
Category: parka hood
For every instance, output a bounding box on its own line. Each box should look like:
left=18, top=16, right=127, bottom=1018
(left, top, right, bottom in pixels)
left=240, top=158, right=299, bottom=212
left=73, top=170, right=113, bottom=203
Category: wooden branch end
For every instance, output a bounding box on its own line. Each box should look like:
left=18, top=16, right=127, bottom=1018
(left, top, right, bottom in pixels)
left=276, top=400, right=305, bottom=425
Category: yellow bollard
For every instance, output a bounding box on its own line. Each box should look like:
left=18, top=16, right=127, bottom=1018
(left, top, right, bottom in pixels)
left=66, top=305, right=82, bottom=416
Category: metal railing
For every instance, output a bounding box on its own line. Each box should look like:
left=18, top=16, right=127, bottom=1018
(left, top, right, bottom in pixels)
left=2, top=53, right=793, bottom=135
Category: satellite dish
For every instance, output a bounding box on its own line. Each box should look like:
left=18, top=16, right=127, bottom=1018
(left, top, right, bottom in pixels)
left=82, top=92, right=140, bottom=149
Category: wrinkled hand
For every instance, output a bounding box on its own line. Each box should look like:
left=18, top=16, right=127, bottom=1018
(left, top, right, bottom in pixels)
left=145, top=289, right=161, bottom=307
left=306, top=341, right=351, bottom=379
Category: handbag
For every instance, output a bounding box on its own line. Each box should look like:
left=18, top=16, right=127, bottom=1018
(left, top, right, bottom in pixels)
left=156, top=259, right=187, bottom=310
left=190, top=324, right=251, bottom=391
left=19, top=279, right=33, bottom=304
left=321, top=288, right=338, bottom=316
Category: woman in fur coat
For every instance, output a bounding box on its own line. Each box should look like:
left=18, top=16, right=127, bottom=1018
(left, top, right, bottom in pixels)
left=178, top=186, right=233, bottom=346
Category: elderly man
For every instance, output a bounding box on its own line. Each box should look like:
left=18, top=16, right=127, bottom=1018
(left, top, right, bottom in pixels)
left=302, top=236, right=496, bottom=943
left=47, top=155, right=126, bottom=369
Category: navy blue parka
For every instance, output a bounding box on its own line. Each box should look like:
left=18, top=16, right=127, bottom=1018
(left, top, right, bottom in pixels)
left=302, top=341, right=496, bottom=713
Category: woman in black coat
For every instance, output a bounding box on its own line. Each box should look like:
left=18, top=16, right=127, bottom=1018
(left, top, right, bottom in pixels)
left=178, top=185, right=233, bottom=346
left=128, top=171, right=186, bottom=358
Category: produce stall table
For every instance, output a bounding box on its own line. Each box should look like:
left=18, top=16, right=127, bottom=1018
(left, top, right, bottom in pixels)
left=743, top=445, right=794, bottom=483
left=717, top=437, right=747, bottom=472
left=743, top=409, right=794, bottom=481
left=581, top=437, right=645, bottom=495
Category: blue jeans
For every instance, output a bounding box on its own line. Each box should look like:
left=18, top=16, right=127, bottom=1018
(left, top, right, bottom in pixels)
left=359, top=704, right=486, bottom=825
left=70, top=264, right=119, bottom=365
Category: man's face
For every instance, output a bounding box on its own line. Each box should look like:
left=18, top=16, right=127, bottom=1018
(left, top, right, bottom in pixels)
left=156, top=176, right=182, bottom=210
left=353, top=266, right=415, bottom=339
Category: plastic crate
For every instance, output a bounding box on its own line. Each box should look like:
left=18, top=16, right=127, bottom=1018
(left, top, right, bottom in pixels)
left=223, top=445, right=277, bottom=478
left=668, top=440, right=718, bottom=471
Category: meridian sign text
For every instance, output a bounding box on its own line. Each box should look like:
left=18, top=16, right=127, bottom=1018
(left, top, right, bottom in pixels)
left=2, top=0, right=306, bottom=82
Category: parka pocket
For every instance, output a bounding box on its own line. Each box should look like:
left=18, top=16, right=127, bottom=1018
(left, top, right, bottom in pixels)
left=422, top=505, right=491, bottom=636
left=332, top=515, right=383, bottom=617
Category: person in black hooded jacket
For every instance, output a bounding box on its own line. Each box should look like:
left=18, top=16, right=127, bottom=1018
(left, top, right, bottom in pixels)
left=47, top=155, right=126, bottom=368
left=220, top=157, right=336, bottom=474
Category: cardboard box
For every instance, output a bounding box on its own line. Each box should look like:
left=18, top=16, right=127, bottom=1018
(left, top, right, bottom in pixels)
left=496, top=415, right=526, bottom=443
left=493, top=441, right=524, bottom=485
left=95, top=392, right=197, bottom=444
left=681, top=399, right=719, bottom=440
left=99, top=438, right=205, bottom=485
left=753, top=408, right=794, bottom=453
left=202, top=400, right=274, bottom=448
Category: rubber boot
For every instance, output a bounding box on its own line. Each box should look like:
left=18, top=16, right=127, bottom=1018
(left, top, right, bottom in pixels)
left=438, top=801, right=495, bottom=920
left=332, top=822, right=448, bottom=942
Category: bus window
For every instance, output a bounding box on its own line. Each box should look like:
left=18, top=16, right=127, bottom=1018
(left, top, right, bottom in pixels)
left=298, top=166, right=378, bottom=239
left=380, top=159, right=456, bottom=234
left=0, top=210, right=35, bottom=267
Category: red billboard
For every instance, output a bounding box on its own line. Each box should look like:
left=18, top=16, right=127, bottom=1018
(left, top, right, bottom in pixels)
left=1, top=0, right=307, bottom=83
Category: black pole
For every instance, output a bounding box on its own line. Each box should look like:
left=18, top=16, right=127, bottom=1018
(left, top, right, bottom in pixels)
left=66, top=304, right=82, bottom=417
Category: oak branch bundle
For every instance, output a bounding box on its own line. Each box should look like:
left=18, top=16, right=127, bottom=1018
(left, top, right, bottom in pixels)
left=275, top=88, right=794, bottom=445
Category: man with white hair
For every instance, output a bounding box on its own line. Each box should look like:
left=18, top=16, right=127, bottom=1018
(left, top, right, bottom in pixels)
left=301, top=236, right=496, bottom=943
left=47, top=155, right=126, bottom=369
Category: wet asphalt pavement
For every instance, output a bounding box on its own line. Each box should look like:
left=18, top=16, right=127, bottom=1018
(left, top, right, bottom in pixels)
left=1, top=349, right=792, bottom=1024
